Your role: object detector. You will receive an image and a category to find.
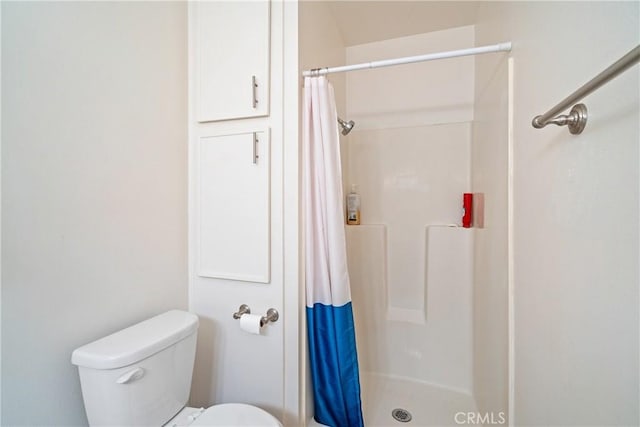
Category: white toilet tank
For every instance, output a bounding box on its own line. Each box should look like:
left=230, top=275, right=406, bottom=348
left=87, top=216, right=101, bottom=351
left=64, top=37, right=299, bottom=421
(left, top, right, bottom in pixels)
left=71, top=310, right=199, bottom=426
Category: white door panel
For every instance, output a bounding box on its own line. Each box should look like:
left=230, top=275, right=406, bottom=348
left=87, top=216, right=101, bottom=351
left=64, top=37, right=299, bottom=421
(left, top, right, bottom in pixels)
left=198, top=131, right=270, bottom=283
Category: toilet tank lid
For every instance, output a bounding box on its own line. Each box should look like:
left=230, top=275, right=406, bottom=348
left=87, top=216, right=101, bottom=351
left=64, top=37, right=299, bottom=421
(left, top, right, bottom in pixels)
left=71, top=310, right=199, bottom=370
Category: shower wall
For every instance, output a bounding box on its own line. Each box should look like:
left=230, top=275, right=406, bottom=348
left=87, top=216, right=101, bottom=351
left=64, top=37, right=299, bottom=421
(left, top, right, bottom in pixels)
left=471, top=35, right=509, bottom=417
left=346, top=26, right=475, bottom=130
left=344, top=26, right=477, bottom=392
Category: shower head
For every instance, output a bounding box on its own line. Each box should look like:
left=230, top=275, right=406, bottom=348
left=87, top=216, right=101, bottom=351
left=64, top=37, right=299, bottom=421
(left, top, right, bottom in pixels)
left=337, top=117, right=355, bottom=136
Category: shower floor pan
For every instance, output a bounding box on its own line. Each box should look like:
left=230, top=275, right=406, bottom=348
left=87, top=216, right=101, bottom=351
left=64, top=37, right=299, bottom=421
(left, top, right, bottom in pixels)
left=360, top=373, right=480, bottom=426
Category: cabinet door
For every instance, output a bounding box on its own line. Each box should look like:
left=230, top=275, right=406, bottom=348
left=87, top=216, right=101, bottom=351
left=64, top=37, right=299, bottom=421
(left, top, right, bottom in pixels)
left=195, top=1, right=270, bottom=122
left=198, top=130, right=270, bottom=283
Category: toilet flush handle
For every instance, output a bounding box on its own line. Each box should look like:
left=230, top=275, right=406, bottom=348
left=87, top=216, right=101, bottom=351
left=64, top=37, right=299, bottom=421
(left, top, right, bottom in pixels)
left=116, top=367, right=145, bottom=384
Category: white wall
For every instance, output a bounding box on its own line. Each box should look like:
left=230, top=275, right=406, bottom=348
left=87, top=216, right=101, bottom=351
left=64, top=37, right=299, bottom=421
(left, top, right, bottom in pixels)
left=300, top=0, right=347, bottom=195
left=1, top=2, right=188, bottom=425
left=345, top=27, right=476, bottom=392
left=300, top=1, right=346, bottom=115
left=282, top=2, right=300, bottom=424
left=476, top=2, right=639, bottom=425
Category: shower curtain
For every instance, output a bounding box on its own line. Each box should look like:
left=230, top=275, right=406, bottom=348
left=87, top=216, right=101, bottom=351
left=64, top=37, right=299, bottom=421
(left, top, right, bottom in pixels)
left=303, top=76, right=364, bottom=427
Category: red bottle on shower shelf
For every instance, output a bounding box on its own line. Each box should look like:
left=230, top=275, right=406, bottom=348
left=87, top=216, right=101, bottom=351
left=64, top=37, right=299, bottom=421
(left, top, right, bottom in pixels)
left=462, top=193, right=473, bottom=228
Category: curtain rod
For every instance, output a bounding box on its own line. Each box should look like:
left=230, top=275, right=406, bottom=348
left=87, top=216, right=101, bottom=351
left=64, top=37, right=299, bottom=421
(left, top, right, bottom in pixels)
left=531, top=44, right=640, bottom=135
left=302, top=42, right=512, bottom=77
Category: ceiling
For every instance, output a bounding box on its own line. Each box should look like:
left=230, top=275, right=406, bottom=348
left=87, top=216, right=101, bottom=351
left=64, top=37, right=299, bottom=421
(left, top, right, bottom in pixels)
left=323, top=1, right=480, bottom=46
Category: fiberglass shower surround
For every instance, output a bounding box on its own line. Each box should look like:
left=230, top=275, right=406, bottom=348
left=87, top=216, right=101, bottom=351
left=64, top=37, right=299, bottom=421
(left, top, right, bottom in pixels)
left=303, top=43, right=510, bottom=425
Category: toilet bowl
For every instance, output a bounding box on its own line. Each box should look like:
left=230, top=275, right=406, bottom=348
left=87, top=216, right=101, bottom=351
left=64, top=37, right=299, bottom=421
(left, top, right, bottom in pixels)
left=71, top=310, right=281, bottom=427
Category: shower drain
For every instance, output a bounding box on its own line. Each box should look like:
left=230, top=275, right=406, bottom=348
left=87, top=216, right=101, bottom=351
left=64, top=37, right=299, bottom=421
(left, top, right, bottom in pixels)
left=391, top=408, right=412, bottom=423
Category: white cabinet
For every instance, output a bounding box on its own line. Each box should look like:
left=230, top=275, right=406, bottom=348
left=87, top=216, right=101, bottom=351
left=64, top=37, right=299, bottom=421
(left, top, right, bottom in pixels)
left=197, top=130, right=270, bottom=283
left=195, top=1, right=270, bottom=122
left=189, top=2, right=298, bottom=421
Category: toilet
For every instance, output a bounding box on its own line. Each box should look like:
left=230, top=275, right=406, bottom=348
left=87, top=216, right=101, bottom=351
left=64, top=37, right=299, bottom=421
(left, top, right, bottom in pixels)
left=71, top=310, right=282, bottom=426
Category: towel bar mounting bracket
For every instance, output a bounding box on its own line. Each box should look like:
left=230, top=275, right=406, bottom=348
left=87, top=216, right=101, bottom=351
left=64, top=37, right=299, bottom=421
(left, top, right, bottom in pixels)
left=532, top=103, right=588, bottom=135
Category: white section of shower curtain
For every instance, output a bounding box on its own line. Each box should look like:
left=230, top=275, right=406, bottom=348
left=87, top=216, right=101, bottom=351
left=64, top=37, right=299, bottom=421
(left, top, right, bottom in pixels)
left=303, top=76, right=352, bottom=308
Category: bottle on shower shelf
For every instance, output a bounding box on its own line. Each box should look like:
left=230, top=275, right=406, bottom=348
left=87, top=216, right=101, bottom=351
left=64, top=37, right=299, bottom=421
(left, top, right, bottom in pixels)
left=462, top=192, right=473, bottom=228
left=347, top=184, right=361, bottom=225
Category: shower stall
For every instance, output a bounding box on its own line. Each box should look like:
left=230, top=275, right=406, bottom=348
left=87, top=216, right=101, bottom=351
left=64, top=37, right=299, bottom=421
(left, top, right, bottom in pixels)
left=301, top=2, right=510, bottom=425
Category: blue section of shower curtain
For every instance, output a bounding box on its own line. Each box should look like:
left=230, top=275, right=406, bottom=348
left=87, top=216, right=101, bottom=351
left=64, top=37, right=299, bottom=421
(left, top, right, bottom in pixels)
left=307, top=302, right=364, bottom=427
